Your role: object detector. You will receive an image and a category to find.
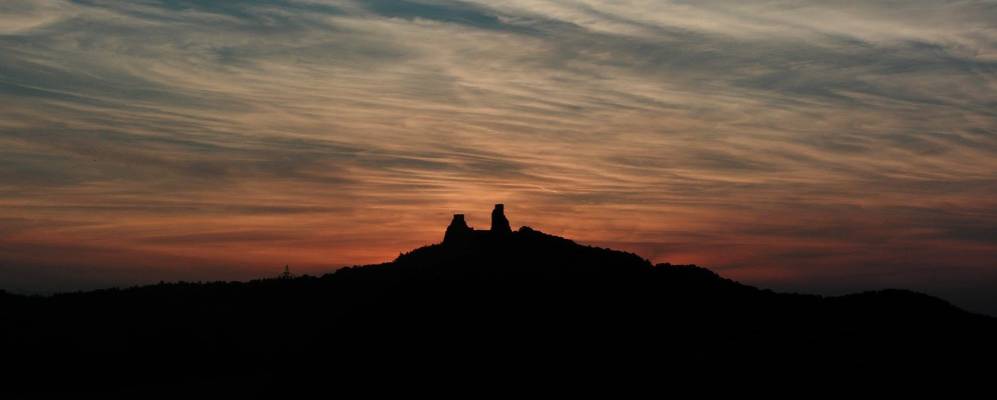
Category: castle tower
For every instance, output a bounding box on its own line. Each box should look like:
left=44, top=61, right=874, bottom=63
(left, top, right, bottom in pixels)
left=444, top=214, right=472, bottom=243
left=490, top=204, right=511, bottom=234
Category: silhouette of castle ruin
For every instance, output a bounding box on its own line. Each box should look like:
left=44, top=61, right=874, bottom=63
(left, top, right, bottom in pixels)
left=444, top=204, right=512, bottom=243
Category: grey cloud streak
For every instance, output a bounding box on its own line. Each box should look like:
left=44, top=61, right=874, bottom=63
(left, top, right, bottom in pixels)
left=1, top=0, right=996, bottom=313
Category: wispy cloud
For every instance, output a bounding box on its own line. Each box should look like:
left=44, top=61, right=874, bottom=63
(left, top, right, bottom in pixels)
left=1, top=0, right=996, bottom=312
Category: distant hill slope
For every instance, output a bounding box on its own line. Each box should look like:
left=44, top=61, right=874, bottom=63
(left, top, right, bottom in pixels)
left=2, top=226, right=995, bottom=394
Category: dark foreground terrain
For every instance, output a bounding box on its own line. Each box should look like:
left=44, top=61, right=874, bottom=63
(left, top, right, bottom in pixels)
left=3, top=226, right=996, bottom=395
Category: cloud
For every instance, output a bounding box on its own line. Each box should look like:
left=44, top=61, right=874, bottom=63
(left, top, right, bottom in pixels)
left=1, top=0, right=996, bottom=313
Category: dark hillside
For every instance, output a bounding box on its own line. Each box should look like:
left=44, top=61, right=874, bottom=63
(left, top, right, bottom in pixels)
left=2, top=210, right=995, bottom=394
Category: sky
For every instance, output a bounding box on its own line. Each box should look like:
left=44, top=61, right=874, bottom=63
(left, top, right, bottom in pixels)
left=1, top=0, right=996, bottom=314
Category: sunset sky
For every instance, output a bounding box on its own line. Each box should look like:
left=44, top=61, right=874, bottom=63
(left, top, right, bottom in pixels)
left=2, top=1, right=996, bottom=313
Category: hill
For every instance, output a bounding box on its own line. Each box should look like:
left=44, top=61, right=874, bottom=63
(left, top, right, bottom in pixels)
left=2, top=206, right=995, bottom=394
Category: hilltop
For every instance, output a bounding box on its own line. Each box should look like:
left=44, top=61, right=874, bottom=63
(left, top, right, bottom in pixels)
left=2, top=205, right=995, bottom=394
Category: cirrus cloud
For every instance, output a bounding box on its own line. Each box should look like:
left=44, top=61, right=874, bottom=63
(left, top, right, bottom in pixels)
left=1, top=0, right=996, bottom=313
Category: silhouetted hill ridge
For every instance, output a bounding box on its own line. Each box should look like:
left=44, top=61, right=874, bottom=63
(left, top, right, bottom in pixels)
left=2, top=213, right=995, bottom=394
